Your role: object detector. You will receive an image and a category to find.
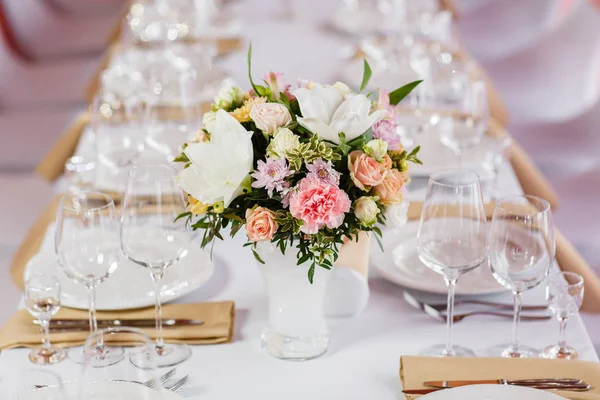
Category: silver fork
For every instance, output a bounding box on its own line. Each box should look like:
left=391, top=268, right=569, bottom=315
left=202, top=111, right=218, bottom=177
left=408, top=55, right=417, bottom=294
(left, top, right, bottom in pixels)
left=423, top=303, right=551, bottom=323
left=33, top=368, right=177, bottom=390
left=165, top=375, right=189, bottom=392
left=403, top=291, right=547, bottom=312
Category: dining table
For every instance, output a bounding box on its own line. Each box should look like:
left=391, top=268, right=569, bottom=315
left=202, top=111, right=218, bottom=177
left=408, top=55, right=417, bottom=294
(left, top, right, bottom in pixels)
left=1, top=0, right=598, bottom=399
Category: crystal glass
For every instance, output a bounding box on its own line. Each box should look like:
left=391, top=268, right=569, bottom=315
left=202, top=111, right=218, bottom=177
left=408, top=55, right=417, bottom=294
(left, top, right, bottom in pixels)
left=120, top=165, right=191, bottom=367
left=542, top=272, right=584, bottom=359
left=24, top=273, right=66, bottom=365
left=80, top=327, right=179, bottom=399
left=65, top=155, right=96, bottom=195
left=488, top=195, right=555, bottom=358
left=417, top=169, right=488, bottom=357
left=55, top=192, right=124, bottom=366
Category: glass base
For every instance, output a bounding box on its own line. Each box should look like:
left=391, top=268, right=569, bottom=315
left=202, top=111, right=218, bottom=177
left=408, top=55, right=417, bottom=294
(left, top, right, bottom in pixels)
left=541, top=344, right=579, bottom=360
left=130, top=344, right=192, bottom=369
left=68, top=345, right=125, bottom=367
left=261, top=329, right=329, bottom=361
left=487, top=343, right=539, bottom=358
left=420, top=344, right=477, bottom=357
left=29, top=346, right=67, bottom=365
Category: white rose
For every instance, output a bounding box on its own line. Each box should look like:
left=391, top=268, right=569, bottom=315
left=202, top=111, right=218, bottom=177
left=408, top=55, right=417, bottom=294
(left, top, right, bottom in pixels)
left=293, top=86, right=385, bottom=144
left=267, top=128, right=300, bottom=159
left=332, top=81, right=352, bottom=98
left=214, top=85, right=244, bottom=111
left=385, top=200, right=409, bottom=229
left=354, top=196, right=380, bottom=227
left=249, top=103, right=292, bottom=135
left=202, top=111, right=217, bottom=133
left=364, top=139, right=388, bottom=161
left=177, top=110, right=253, bottom=206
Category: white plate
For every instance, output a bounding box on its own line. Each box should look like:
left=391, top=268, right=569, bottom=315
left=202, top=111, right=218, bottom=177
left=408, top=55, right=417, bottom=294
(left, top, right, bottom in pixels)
left=420, top=384, right=565, bottom=400
left=18, top=381, right=182, bottom=400
left=24, top=244, right=214, bottom=311
left=371, top=222, right=506, bottom=296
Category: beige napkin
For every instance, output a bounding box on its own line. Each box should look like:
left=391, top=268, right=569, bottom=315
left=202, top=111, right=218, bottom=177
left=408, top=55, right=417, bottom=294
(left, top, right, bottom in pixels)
left=0, top=302, right=235, bottom=350
left=400, top=356, right=600, bottom=400
left=336, top=231, right=371, bottom=278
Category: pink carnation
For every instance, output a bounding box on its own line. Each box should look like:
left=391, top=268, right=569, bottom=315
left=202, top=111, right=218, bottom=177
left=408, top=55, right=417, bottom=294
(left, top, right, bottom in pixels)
left=373, top=119, right=401, bottom=150
left=289, top=178, right=351, bottom=234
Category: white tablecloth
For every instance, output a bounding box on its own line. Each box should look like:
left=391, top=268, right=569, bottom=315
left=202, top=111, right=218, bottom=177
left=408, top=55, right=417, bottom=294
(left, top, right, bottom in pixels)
left=0, top=1, right=597, bottom=398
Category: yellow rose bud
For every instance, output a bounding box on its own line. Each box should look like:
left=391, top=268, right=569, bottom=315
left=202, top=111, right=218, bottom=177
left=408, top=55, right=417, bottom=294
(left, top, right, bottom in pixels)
left=213, top=201, right=225, bottom=214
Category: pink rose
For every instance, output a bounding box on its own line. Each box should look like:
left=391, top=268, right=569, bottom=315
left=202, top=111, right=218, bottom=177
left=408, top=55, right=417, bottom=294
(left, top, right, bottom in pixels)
left=348, top=150, right=385, bottom=191
left=379, top=153, right=393, bottom=173
left=374, top=169, right=406, bottom=205
left=289, top=178, right=351, bottom=234
left=250, top=103, right=292, bottom=134
left=245, top=207, right=278, bottom=242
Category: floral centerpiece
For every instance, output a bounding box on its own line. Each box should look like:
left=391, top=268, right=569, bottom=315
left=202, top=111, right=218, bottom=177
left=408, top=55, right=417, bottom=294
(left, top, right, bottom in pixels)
left=175, top=46, right=421, bottom=360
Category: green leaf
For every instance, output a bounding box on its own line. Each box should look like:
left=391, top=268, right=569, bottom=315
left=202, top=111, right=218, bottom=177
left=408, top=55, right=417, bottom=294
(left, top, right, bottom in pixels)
left=307, top=264, right=315, bottom=284
left=247, top=42, right=260, bottom=95
left=389, top=80, right=423, bottom=106
left=297, top=253, right=310, bottom=266
left=359, top=59, right=373, bottom=92
left=174, top=211, right=191, bottom=222
left=252, top=248, right=265, bottom=264
left=173, top=152, right=189, bottom=163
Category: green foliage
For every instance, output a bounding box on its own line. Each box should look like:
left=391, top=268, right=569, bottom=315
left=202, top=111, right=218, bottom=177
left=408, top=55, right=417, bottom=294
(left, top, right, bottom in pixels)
left=389, top=80, right=423, bottom=106
left=286, top=135, right=341, bottom=170
left=359, top=59, right=372, bottom=92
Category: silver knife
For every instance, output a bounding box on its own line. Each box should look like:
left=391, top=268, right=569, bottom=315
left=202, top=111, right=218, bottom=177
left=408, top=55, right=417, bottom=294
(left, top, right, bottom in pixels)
left=35, top=319, right=204, bottom=329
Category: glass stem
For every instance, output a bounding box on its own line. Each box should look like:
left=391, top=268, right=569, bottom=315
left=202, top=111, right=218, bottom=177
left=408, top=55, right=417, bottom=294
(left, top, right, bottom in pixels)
left=40, top=319, right=51, bottom=350
left=456, top=149, right=464, bottom=169
left=511, top=291, right=522, bottom=352
left=444, top=277, right=458, bottom=356
left=88, top=287, right=98, bottom=334
left=151, top=270, right=165, bottom=352
left=558, top=317, right=568, bottom=349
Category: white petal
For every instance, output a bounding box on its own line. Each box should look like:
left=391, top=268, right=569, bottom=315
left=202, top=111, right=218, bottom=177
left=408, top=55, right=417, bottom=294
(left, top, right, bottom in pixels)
left=296, top=117, right=340, bottom=144
left=293, top=86, right=343, bottom=124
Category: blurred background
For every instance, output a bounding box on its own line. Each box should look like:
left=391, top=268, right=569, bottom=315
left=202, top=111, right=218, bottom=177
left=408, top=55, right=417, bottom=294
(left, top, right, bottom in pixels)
left=0, top=0, right=599, bottom=333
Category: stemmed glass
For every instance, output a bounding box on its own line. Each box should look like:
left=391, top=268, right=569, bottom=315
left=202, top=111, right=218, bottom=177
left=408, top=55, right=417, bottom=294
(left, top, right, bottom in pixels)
left=542, top=272, right=584, bottom=359
left=55, top=192, right=124, bottom=366
left=417, top=169, right=488, bottom=357
left=488, top=195, right=555, bottom=358
left=24, top=273, right=66, bottom=365
left=120, top=165, right=191, bottom=367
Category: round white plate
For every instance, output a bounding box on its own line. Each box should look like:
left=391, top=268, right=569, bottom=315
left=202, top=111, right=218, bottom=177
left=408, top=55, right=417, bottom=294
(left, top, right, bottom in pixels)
left=24, top=245, right=214, bottom=311
left=18, top=381, right=182, bottom=400
left=370, top=223, right=506, bottom=296
left=420, top=384, right=565, bottom=400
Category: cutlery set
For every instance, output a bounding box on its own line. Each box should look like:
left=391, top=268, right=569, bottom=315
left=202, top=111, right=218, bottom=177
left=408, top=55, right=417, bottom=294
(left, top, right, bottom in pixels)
left=403, top=378, right=592, bottom=395
left=33, top=318, right=204, bottom=332
left=402, top=292, right=551, bottom=322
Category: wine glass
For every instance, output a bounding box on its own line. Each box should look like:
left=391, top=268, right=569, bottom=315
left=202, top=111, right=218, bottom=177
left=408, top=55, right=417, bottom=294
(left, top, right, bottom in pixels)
left=79, top=327, right=181, bottom=399
left=120, top=165, right=191, bottom=367
left=24, top=273, right=66, bottom=365
left=417, top=169, right=488, bottom=357
left=488, top=195, right=555, bottom=358
left=64, top=155, right=97, bottom=195
left=542, top=272, right=584, bottom=359
left=55, top=192, right=124, bottom=366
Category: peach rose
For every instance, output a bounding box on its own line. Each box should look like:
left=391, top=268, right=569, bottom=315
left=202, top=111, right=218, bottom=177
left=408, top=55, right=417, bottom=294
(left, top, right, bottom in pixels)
left=379, top=153, right=392, bottom=174
left=249, top=103, right=292, bottom=134
left=374, top=169, right=405, bottom=205
left=348, top=150, right=385, bottom=191
left=245, top=206, right=278, bottom=242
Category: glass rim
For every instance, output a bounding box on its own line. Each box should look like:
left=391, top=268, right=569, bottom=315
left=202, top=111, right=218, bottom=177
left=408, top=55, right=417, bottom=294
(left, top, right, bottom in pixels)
left=495, top=194, right=551, bottom=215
left=25, top=272, right=60, bottom=287
left=128, top=164, right=178, bottom=183
left=552, top=271, right=584, bottom=288
left=59, top=191, right=115, bottom=213
left=428, top=169, right=480, bottom=188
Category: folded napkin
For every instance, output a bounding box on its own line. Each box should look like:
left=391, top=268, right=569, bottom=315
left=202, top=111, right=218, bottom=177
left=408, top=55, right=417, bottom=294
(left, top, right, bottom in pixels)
left=400, top=356, right=600, bottom=400
left=335, top=231, right=371, bottom=278
left=0, top=301, right=235, bottom=350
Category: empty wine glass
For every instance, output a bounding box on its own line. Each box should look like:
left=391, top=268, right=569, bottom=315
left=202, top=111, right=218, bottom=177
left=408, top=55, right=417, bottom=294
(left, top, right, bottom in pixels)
left=542, top=272, right=584, bottom=359
left=120, top=165, right=191, bottom=367
left=417, top=169, right=488, bottom=357
left=55, top=192, right=124, bottom=366
left=24, top=273, right=66, bottom=365
left=488, top=195, right=555, bottom=358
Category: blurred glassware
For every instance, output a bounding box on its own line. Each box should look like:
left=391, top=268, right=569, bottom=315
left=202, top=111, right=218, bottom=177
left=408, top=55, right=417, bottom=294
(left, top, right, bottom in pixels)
left=79, top=327, right=183, bottom=399
left=417, top=169, right=488, bottom=357
left=542, top=272, right=584, bottom=360
left=488, top=195, right=555, bottom=358
left=55, top=192, right=125, bottom=366
left=24, top=273, right=66, bottom=365
left=120, top=165, right=191, bottom=367
left=479, top=134, right=512, bottom=200
left=64, top=155, right=97, bottom=195
left=0, top=369, right=65, bottom=400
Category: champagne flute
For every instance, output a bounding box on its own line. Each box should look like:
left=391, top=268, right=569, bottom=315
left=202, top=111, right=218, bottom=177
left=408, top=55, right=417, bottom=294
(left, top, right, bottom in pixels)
left=24, top=273, right=66, bottom=365
left=417, top=169, right=488, bottom=357
left=542, top=272, right=584, bottom=359
left=55, top=192, right=124, bottom=366
left=120, top=165, right=191, bottom=367
left=488, top=195, right=555, bottom=358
